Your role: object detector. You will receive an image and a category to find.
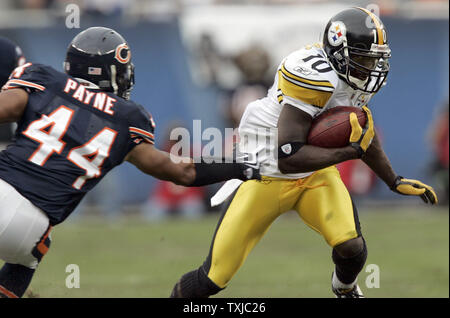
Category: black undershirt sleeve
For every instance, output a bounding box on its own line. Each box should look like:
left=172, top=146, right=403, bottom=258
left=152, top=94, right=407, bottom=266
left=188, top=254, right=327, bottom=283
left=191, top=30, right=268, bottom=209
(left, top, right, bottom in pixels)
left=189, top=159, right=257, bottom=187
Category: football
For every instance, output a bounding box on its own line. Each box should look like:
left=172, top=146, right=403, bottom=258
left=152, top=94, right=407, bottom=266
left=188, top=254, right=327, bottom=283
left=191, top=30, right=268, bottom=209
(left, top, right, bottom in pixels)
left=307, top=106, right=367, bottom=148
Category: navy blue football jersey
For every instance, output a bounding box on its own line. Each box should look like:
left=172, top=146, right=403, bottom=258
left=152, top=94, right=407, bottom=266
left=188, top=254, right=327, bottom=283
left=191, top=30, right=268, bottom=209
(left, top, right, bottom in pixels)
left=0, top=63, right=155, bottom=225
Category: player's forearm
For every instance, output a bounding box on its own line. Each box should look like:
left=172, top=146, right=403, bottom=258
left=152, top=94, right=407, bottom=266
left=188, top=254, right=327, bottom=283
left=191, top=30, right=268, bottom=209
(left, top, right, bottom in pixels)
left=127, top=144, right=257, bottom=187
left=278, top=145, right=359, bottom=174
left=361, top=134, right=397, bottom=187
left=161, top=156, right=256, bottom=187
left=187, top=160, right=257, bottom=187
left=126, top=147, right=194, bottom=185
left=165, top=160, right=249, bottom=187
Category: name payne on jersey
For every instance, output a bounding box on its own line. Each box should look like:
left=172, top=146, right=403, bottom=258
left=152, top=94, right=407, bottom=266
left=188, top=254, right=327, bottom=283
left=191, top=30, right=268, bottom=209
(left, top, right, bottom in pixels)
left=63, top=78, right=116, bottom=116
left=183, top=302, right=217, bottom=315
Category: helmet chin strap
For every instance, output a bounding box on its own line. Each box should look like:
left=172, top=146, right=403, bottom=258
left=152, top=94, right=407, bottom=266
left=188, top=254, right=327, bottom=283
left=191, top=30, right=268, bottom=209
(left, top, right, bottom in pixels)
left=347, top=72, right=369, bottom=89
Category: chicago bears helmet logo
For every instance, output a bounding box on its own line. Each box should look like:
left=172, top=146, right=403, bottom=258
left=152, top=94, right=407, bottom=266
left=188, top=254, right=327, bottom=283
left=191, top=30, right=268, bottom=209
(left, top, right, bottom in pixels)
left=114, top=43, right=131, bottom=64
left=328, top=21, right=347, bottom=46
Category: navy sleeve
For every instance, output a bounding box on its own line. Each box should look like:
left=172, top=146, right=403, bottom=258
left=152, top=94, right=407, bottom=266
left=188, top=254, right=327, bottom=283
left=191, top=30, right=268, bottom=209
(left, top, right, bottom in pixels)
left=127, top=103, right=156, bottom=149
left=2, top=63, right=49, bottom=93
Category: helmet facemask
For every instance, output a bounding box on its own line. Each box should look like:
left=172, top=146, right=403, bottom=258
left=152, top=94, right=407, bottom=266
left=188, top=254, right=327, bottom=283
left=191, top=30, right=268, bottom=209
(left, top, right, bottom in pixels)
left=109, top=62, right=135, bottom=100
left=122, top=62, right=135, bottom=100
left=322, top=8, right=392, bottom=94
left=333, top=44, right=390, bottom=93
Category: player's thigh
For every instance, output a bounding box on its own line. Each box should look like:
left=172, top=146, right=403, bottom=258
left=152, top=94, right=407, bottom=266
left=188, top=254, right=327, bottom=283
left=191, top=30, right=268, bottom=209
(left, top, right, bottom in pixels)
left=205, top=180, right=281, bottom=288
left=0, top=178, right=51, bottom=269
left=295, top=167, right=361, bottom=247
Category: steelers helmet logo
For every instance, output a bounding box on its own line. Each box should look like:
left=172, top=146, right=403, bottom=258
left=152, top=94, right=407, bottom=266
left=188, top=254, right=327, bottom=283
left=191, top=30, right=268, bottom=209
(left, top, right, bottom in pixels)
left=328, top=21, right=347, bottom=46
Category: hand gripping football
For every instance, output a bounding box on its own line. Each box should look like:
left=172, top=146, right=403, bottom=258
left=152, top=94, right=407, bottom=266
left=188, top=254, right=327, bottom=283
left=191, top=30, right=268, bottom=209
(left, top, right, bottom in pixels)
left=307, top=106, right=367, bottom=148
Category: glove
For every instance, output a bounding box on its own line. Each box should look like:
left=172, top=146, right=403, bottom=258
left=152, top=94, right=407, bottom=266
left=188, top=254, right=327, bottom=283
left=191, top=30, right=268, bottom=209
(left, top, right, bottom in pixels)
left=349, top=106, right=375, bottom=158
left=239, top=162, right=261, bottom=181
left=390, top=176, right=438, bottom=204
left=235, top=145, right=262, bottom=181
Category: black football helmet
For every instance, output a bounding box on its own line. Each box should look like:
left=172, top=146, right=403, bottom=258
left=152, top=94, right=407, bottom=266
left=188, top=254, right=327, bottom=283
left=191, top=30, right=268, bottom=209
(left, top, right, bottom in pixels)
left=323, top=7, right=391, bottom=93
left=0, top=36, right=26, bottom=88
left=64, top=27, right=134, bottom=100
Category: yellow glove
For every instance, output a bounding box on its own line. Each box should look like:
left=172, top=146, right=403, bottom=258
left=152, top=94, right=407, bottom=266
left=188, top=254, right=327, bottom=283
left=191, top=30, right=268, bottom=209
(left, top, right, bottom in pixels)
left=391, top=176, right=438, bottom=205
left=349, top=106, right=375, bottom=158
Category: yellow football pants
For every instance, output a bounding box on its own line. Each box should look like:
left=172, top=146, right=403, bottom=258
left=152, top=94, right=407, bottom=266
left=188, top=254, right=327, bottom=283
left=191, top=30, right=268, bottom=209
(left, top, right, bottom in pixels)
left=205, top=166, right=361, bottom=288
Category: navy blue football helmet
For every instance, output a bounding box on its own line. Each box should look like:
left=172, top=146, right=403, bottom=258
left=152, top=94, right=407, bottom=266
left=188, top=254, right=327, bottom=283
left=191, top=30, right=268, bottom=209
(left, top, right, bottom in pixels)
left=64, top=27, right=135, bottom=100
left=0, top=37, right=26, bottom=88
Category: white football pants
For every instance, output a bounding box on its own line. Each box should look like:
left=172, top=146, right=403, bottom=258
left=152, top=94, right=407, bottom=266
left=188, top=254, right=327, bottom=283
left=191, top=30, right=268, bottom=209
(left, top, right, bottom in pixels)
left=0, top=178, right=51, bottom=269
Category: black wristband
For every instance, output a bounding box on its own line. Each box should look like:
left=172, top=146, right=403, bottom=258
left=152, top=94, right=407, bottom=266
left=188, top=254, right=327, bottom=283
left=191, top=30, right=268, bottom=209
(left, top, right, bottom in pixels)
left=390, top=175, right=402, bottom=192
left=350, top=142, right=364, bottom=159
left=189, top=161, right=250, bottom=187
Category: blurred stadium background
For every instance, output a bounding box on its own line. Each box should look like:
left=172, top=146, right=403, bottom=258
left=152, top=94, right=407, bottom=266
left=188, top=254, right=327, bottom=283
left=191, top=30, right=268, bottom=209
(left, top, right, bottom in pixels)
left=0, top=0, right=448, bottom=298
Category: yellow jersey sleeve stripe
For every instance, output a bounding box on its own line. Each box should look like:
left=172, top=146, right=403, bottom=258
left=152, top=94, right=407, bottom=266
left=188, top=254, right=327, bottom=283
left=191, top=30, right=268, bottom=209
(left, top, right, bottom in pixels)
left=277, top=93, right=283, bottom=103
left=281, top=64, right=334, bottom=88
left=279, top=71, right=334, bottom=93
left=278, top=71, right=332, bottom=108
left=357, top=7, right=384, bottom=45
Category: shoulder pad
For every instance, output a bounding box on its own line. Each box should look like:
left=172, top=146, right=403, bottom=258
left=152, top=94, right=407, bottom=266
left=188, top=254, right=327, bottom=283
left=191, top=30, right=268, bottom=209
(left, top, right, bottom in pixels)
left=283, top=47, right=338, bottom=87
left=277, top=47, right=337, bottom=108
left=2, top=63, right=58, bottom=92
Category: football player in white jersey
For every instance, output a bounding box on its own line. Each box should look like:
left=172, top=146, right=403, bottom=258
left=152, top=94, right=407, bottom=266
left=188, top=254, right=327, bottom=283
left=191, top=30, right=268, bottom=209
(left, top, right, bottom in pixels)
left=170, top=7, right=437, bottom=298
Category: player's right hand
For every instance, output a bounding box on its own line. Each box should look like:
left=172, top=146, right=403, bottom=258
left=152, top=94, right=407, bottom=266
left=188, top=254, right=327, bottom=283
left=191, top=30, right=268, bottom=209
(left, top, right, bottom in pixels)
left=390, top=176, right=438, bottom=204
left=349, top=106, right=375, bottom=158
left=240, top=162, right=261, bottom=181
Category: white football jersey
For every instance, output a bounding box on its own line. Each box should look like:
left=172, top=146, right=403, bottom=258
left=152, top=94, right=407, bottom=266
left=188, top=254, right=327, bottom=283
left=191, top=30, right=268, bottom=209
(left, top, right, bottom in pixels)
left=238, top=44, right=374, bottom=179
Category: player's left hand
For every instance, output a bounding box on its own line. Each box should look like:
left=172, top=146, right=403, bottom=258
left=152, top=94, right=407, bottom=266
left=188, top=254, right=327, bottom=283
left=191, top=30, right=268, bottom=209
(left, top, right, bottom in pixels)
left=235, top=145, right=262, bottom=181
left=390, top=176, right=438, bottom=204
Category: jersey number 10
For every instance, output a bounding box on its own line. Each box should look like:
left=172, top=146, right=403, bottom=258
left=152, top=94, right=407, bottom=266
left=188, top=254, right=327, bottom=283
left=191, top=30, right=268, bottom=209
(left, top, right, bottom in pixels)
left=23, top=105, right=117, bottom=190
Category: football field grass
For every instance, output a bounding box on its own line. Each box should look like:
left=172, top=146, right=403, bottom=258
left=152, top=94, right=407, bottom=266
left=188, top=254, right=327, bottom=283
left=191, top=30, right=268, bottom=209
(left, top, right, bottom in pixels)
left=5, top=205, right=448, bottom=298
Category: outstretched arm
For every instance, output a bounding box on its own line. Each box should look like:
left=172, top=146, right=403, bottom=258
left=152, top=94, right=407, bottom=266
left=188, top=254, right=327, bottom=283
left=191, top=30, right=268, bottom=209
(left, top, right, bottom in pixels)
left=277, top=104, right=359, bottom=174
left=125, top=143, right=195, bottom=185
left=362, top=132, right=437, bottom=204
left=349, top=106, right=437, bottom=204
left=125, top=142, right=259, bottom=187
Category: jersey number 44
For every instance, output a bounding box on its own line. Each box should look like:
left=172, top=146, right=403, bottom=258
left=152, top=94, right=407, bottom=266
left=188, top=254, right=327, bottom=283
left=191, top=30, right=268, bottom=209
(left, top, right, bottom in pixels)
left=23, top=105, right=117, bottom=190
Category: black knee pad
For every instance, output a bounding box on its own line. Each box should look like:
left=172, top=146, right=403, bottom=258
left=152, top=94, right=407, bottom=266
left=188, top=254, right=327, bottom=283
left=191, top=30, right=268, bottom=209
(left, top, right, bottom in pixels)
left=170, top=265, right=223, bottom=298
left=334, top=236, right=365, bottom=258
left=332, top=238, right=368, bottom=284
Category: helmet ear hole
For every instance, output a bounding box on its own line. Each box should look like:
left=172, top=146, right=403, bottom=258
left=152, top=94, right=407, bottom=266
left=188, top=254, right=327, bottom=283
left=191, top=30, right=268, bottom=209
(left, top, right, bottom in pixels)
left=331, top=49, right=348, bottom=74
left=333, top=51, right=343, bottom=62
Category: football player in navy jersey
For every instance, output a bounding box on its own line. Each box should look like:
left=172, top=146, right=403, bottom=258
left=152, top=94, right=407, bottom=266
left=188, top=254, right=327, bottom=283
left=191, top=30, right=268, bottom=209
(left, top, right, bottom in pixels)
left=0, top=27, right=259, bottom=298
left=0, top=37, right=26, bottom=150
